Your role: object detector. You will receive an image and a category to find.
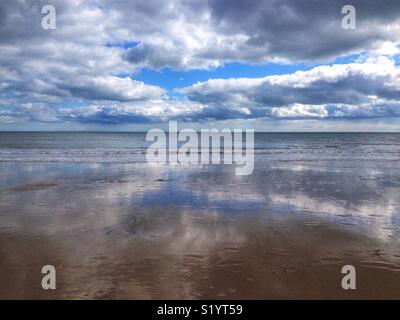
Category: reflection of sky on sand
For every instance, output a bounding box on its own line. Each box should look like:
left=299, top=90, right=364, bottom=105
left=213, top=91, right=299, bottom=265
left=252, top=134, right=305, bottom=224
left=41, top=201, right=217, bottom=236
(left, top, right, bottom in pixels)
left=0, top=162, right=399, bottom=298
left=1, top=161, right=399, bottom=245
left=132, top=163, right=400, bottom=241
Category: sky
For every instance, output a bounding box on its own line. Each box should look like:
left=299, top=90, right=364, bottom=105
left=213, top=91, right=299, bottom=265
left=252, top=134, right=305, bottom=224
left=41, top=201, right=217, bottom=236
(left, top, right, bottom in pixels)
left=0, top=0, right=400, bottom=131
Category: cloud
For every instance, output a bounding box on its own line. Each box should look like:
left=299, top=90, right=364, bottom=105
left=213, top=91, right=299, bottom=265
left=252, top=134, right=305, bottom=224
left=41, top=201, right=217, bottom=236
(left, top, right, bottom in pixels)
left=4, top=75, right=164, bottom=103
left=60, top=76, right=165, bottom=101
left=3, top=57, right=400, bottom=125
left=269, top=103, right=400, bottom=119
left=59, top=99, right=262, bottom=124
left=179, top=57, right=400, bottom=120
left=16, top=103, right=60, bottom=122
left=7, top=98, right=261, bottom=125
left=0, top=0, right=400, bottom=127
left=119, top=0, right=400, bottom=68
left=59, top=100, right=206, bottom=124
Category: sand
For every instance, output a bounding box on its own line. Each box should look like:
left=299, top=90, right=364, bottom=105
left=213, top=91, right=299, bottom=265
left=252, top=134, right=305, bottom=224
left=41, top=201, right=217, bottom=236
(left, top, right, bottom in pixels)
left=0, top=161, right=399, bottom=299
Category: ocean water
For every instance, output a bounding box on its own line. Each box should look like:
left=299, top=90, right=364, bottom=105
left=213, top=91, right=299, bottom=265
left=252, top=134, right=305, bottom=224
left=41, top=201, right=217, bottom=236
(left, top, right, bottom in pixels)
left=0, top=132, right=399, bottom=164
left=0, top=132, right=400, bottom=298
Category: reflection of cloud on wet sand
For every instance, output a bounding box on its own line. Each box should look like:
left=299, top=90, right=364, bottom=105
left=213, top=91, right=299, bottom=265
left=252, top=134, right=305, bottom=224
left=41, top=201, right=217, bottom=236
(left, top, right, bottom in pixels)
left=0, top=162, right=399, bottom=299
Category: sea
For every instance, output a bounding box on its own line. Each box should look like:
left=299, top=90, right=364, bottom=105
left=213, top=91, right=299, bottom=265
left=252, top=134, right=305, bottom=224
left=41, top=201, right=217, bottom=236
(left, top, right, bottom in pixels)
left=0, top=132, right=399, bottom=165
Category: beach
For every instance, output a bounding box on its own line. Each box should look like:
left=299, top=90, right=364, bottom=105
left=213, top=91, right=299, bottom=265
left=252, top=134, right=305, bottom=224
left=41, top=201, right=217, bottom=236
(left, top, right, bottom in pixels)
left=0, top=133, right=399, bottom=299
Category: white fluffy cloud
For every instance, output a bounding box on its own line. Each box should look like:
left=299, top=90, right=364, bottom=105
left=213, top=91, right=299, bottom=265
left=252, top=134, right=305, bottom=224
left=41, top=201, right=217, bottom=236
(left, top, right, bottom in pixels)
left=179, top=56, right=400, bottom=120
left=60, top=100, right=206, bottom=123
left=0, top=0, right=400, bottom=126
left=60, top=76, right=165, bottom=101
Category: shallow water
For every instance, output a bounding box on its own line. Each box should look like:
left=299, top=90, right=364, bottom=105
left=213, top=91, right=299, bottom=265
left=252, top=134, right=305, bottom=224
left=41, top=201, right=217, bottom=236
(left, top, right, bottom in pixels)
left=0, top=133, right=399, bottom=299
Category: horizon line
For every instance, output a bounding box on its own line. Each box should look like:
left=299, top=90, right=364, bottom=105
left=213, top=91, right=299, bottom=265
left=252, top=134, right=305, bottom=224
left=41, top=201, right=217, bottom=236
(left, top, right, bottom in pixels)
left=0, top=131, right=399, bottom=134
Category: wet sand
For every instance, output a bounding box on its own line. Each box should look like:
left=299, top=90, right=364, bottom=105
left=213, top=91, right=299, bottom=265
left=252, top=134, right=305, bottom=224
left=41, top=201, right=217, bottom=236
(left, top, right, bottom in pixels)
left=0, top=161, right=399, bottom=299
